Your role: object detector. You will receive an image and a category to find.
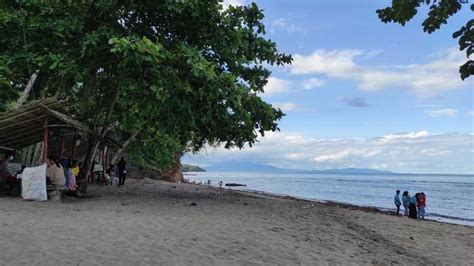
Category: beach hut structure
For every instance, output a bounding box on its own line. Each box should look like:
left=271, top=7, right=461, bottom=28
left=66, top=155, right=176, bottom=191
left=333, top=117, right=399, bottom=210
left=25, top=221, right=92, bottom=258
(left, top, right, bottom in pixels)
left=0, top=97, right=93, bottom=164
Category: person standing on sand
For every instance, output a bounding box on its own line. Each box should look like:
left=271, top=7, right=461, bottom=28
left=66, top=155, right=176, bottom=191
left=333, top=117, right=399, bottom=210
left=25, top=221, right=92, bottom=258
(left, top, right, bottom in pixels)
left=118, top=157, right=127, bottom=187
left=402, top=191, right=410, bottom=216
left=394, top=190, right=402, bottom=215
left=46, top=156, right=66, bottom=187
left=408, top=193, right=418, bottom=219
left=417, top=192, right=426, bottom=219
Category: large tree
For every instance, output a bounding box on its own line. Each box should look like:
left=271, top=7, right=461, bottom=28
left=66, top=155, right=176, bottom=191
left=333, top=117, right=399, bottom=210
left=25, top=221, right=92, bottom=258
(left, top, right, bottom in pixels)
left=377, top=0, right=473, bottom=80
left=0, top=1, right=291, bottom=189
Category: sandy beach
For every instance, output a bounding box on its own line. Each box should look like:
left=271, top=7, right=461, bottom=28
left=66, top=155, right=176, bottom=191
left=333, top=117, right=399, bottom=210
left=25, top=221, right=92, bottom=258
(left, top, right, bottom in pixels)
left=0, top=178, right=473, bottom=265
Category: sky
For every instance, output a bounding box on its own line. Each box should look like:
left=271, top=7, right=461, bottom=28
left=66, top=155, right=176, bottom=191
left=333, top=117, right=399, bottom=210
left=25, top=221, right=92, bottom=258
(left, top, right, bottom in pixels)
left=184, top=0, right=474, bottom=174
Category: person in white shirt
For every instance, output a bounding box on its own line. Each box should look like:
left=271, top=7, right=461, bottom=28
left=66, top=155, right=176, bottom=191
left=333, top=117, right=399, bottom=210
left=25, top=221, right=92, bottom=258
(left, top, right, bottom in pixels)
left=46, top=156, right=66, bottom=187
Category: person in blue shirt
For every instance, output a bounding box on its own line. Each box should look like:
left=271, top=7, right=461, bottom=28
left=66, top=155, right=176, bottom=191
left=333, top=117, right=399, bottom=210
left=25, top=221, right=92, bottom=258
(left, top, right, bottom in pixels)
left=402, top=191, right=410, bottom=216
left=394, top=190, right=402, bottom=215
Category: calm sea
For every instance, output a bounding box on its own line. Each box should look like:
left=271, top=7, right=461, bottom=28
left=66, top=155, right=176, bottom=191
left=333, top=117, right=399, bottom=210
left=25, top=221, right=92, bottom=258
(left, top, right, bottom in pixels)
left=186, top=172, right=474, bottom=226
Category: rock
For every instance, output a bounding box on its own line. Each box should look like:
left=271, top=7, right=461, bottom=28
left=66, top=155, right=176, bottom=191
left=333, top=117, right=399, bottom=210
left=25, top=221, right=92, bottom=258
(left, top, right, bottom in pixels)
left=189, top=202, right=197, bottom=206
left=409, top=236, right=414, bottom=240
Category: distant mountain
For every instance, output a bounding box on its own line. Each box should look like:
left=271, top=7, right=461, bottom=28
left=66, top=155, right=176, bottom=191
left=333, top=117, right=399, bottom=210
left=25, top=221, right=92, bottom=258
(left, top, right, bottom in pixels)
left=205, top=161, right=286, bottom=173
left=314, top=168, right=393, bottom=174
left=205, top=161, right=394, bottom=174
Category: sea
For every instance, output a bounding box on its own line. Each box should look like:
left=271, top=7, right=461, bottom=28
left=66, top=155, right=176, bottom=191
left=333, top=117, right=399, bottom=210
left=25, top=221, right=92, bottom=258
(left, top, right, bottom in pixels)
left=185, top=171, right=474, bottom=226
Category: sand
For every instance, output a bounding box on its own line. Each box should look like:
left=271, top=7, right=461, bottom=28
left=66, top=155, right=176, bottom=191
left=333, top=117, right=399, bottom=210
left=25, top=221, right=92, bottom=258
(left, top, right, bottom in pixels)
left=0, top=178, right=473, bottom=265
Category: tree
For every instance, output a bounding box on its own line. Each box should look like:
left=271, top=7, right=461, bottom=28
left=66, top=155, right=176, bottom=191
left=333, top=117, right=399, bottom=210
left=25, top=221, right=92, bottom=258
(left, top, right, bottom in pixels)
left=377, top=0, right=473, bottom=80
left=0, top=1, right=291, bottom=188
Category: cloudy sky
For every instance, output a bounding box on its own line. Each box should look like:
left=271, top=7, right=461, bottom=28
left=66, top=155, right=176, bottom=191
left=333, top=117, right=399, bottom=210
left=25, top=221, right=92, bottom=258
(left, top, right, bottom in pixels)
left=184, top=0, right=474, bottom=174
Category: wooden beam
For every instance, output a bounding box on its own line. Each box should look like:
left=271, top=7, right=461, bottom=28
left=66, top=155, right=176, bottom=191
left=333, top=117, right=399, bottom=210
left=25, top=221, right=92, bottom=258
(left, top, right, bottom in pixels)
left=6, top=135, right=44, bottom=149
left=45, top=124, right=72, bottom=128
left=0, top=115, right=46, bottom=132
left=0, top=145, right=15, bottom=151
left=0, top=127, right=44, bottom=143
left=0, top=101, right=63, bottom=125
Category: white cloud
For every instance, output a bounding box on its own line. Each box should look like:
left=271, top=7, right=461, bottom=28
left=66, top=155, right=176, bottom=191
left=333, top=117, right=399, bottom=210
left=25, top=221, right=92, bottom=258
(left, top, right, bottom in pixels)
left=425, top=108, right=458, bottom=117
left=285, top=153, right=306, bottom=160
left=292, top=49, right=363, bottom=77
left=263, top=77, right=292, bottom=95
left=314, top=150, right=351, bottom=162
left=271, top=18, right=303, bottom=33
left=273, top=102, right=298, bottom=112
left=381, top=130, right=429, bottom=141
left=184, top=130, right=474, bottom=174
left=290, top=48, right=472, bottom=97
left=263, top=76, right=328, bottom=96
left=468, top=111, right=474, bottom=117
left=222, top=0, right=246, bottom=8
left=302, top=78, right=326, bottom=89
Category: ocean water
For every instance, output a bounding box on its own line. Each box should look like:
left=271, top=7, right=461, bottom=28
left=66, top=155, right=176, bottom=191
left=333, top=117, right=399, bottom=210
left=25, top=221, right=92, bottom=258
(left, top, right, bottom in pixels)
left=185, top=172, right=474, bottom=226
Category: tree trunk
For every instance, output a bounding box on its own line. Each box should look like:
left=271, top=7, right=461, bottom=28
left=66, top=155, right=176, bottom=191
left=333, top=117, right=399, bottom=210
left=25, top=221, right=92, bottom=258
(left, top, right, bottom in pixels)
left=15, top=72, right=38, bottom=108
left=79, top=137, right=101, bottom=193
left=111, top=128, right=142, bottom=164
left=161, top=154, right=184, bottom=183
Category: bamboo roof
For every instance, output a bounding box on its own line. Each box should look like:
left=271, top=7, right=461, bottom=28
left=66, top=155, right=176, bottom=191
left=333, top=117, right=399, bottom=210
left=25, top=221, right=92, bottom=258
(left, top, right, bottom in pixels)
left=0, top=97, right=91, bottom=150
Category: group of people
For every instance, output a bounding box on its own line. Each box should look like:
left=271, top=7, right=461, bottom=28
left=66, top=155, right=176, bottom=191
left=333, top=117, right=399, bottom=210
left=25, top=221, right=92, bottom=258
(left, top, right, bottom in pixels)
left=103, top=157, right=128, bottom=187
left=394, top=190, right=427, bottom=220
left=46, top=156, right=81, bottom=192
left=46, top=156, right=128, bottom=192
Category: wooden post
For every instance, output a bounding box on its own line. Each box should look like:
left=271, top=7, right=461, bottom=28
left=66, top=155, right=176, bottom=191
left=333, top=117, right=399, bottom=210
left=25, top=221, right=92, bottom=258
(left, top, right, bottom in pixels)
left=42, top=117, right=48, bottom=163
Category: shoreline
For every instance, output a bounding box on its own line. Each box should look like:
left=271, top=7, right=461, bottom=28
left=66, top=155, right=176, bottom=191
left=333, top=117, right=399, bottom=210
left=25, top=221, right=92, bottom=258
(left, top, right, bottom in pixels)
left=185, top=172, right=474, bottom=227
left=233, top=187, right=474, bottom=227
left=186, top=180, right=474, bottom=227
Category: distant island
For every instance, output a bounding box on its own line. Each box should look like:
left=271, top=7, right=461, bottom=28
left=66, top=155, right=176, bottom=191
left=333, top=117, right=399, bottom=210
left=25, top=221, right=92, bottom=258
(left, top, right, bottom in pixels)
left=204, top=161, right=393, bottom=174
left=182, top=164, right=206, bottom=172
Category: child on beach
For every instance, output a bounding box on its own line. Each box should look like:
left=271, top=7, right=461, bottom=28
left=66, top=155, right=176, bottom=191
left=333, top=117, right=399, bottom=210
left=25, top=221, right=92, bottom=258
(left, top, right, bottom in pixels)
left=402, top=191, right=410, bottom=216
left=417, top=192, right=426, bottom=219
left=394, top=190, right=401, bottom=215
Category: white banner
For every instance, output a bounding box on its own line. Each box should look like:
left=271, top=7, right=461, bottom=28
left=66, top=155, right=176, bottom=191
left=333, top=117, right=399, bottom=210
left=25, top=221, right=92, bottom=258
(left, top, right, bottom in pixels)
left=21, top=164, right=47, bottom=201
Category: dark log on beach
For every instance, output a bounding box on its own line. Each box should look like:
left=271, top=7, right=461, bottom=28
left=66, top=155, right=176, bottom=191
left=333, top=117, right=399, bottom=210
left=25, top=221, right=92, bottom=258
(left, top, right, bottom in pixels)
left=225, top=183, right=247, bottom=187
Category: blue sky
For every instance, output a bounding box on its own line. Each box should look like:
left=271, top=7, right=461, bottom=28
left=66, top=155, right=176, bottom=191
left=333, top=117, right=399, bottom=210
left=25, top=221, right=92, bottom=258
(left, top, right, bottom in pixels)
left=184, top=0, right=474, bottom=174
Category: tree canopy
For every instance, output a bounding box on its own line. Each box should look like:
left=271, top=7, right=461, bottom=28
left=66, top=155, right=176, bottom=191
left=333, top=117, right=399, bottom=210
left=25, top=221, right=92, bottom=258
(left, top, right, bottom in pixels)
left=0, top=1, right=291, bottom=183
left=377, top=0, right=473, bottom=80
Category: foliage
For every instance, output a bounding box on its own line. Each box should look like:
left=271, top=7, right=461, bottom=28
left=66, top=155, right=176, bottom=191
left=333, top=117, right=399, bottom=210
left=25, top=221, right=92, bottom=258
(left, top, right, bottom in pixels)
left=127, top=131, right=183, bottom=172
left=181, top=164, right=205, bottom=172
left=377, top=0, right=473, bottom=80
left=0, top=1, right=291, bottom=171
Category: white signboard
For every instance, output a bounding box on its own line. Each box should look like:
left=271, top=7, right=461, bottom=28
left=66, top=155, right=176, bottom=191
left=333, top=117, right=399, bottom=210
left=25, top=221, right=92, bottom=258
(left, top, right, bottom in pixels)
left=21, top=164, right=47, bottom=201
left=93, top=164, right=103, bottom=172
